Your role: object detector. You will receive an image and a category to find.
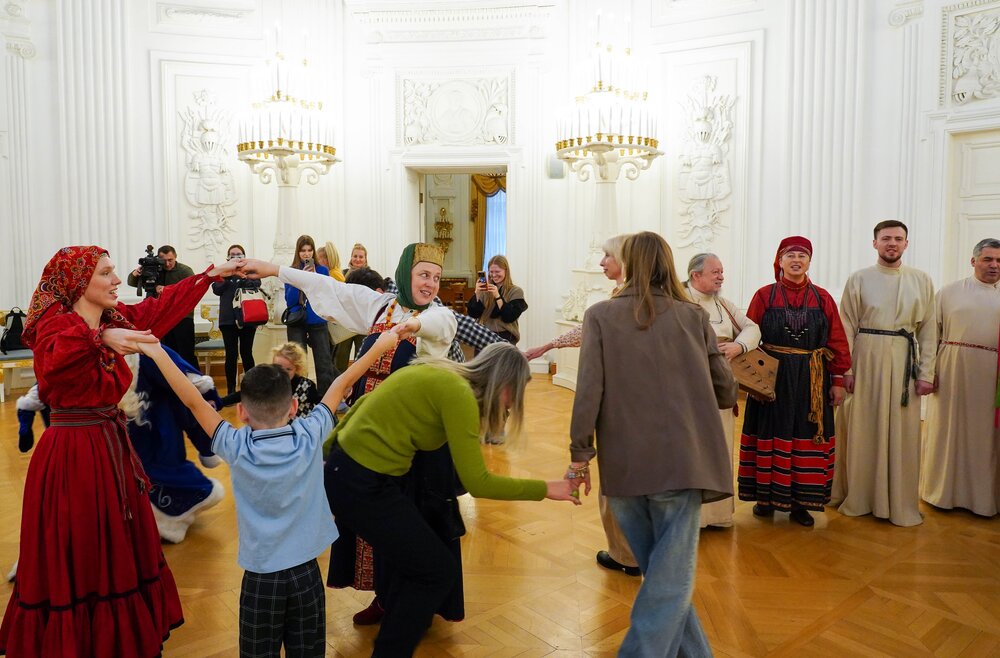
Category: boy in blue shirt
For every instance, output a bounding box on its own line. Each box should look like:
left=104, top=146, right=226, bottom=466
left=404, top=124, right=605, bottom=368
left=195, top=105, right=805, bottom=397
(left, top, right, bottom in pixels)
left=139, top=330, right=400, bottom=657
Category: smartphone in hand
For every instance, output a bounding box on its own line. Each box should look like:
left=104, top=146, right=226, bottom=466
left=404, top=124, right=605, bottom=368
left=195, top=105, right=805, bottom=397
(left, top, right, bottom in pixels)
left=477, top=270, right=486, bottom=282
left=303, top=257, right=315, bottom=271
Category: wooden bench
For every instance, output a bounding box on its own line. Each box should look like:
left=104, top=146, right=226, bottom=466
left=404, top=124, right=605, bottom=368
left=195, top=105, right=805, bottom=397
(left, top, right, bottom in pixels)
left=0, top=349, right=34, bottom=403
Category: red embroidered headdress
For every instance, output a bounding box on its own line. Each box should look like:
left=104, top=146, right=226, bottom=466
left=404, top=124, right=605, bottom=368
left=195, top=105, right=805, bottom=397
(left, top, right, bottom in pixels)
left=773, top=235, right=813, bottom=282
left=23, top=246, right=134, bottom=348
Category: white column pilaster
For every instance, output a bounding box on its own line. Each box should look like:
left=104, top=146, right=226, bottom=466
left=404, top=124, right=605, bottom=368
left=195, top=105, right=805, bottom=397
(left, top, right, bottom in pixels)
left=55, top=0, right=131, bottom=258
left=785, top=0, right=865, bottom=292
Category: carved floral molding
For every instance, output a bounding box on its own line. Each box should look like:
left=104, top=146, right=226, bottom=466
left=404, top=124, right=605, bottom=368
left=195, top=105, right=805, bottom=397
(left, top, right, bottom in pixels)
left=2, top=0, right=34, bottom=59
left=941, top=2, right=1000, bottom=106
left=398, top=72, right=512, bottom=146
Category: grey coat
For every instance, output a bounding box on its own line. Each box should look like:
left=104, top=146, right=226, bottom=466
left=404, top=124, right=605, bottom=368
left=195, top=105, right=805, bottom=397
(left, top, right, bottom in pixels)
left=570, top=288, right=738, bottom=500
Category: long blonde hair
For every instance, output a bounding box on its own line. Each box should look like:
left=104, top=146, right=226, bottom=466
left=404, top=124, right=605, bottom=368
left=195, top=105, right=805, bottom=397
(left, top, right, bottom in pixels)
left=318, top=241, right=345, bottom=281
left=481, top=254, right=515, bottom=316
left=411, top=343, right=529, bottom=442
left=621, top=232, right=691, bottom=329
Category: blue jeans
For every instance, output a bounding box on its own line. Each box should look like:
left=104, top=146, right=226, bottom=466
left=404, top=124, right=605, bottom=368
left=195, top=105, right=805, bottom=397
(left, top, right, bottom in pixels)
left=608, top=489, right=712, bottom=658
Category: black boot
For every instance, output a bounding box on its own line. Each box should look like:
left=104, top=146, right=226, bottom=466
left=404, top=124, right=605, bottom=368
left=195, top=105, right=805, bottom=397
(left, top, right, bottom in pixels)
left=16, top=409, right=35, bottom=453
left=40, top=406, right=51, bottom=428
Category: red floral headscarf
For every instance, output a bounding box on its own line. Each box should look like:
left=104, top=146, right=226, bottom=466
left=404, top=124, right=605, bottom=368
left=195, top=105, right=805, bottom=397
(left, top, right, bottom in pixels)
left=23, top=246, right=134, bottom=348
left=773, top=235, right=813, bottom=282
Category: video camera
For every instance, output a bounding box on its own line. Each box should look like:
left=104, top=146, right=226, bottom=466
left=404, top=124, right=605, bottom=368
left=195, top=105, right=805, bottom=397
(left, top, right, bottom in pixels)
left=136, top=245, right=165, bottom=298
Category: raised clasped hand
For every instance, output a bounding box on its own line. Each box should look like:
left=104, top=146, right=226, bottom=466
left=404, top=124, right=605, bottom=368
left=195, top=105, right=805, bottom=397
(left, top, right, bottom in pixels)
left=236, top=258, right=278, bottom=280
left=207, top=259, right=242, bottom=278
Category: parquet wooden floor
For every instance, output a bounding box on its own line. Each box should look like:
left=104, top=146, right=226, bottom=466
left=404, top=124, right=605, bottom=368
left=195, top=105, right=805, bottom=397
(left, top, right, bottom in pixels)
left=1, top=377, right=999, bottom=657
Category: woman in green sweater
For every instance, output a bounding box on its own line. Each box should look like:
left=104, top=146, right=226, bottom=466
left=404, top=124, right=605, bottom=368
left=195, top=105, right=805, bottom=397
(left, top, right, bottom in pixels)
left=324, top=342, right=578, bottom=657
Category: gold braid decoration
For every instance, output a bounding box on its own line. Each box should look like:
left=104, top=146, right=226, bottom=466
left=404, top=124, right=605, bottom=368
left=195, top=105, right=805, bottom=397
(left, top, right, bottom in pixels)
left=763, top=344, right=834, bottom=443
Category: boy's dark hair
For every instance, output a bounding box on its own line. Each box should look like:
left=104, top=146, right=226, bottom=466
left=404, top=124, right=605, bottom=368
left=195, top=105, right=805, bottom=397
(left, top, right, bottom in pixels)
left=240, top=364, right=293, bottom=424
left=345, top=266, right=387, bottom=292
left=873, top=220, right=908, bottom=239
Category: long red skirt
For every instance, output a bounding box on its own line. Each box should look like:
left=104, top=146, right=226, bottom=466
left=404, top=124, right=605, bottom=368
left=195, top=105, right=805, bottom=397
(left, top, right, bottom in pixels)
left=0, top=415, right=183, bottom=657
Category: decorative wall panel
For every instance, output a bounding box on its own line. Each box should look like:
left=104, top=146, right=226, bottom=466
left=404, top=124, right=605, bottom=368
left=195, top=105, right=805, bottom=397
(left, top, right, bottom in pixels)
left=397, top=70, right=513, bottom=146
left=941, top=1, right=1000, bottom=106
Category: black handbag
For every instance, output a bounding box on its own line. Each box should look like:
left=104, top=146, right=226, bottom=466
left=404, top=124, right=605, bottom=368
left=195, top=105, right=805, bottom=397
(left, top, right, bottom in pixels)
left=281, top=292, right=307, bottom=326
left=1, top=307, right=27, bottom=354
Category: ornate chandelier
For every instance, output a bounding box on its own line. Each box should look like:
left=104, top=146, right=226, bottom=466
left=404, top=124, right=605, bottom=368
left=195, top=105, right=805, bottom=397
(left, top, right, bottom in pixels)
left=554, top=11, right=661, bottom=177
left=237, top=41, right=337, bottom=170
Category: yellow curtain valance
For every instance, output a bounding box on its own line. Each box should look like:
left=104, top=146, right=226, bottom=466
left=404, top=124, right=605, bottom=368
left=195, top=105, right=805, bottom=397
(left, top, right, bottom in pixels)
left=471, top=174, right=506, bottom=197
left=470, top=174, right=506, bottom=270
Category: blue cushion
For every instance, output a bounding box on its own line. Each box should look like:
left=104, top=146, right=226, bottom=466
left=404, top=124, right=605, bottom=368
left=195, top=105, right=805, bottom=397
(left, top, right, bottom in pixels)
left=194, top=339, right=225, bottom=352
left=0, top=349, right=33, bottom=362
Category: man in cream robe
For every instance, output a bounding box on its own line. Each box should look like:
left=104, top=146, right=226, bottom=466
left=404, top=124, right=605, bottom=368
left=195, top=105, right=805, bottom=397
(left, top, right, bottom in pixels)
left=921, top=239, right=1000, bottom=516
left=686, top=253, right=761, bottom=527
left=832, top=221, right=936, bottom=527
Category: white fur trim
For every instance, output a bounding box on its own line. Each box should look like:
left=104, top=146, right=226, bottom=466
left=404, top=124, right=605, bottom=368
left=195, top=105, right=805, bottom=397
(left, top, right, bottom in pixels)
left=16, top=385, right=45, bottom=411
left=188, top=373, right=216, bottom=394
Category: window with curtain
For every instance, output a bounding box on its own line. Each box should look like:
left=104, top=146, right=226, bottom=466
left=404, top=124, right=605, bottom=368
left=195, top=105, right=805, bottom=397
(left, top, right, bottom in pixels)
left=482, top=189, right=506, bottom=270
left=470, top=174, right=506, bottom=269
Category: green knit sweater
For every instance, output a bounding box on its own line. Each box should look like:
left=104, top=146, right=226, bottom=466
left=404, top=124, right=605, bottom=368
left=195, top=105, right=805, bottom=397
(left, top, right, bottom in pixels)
left=325, top=365, right=547, bottom=501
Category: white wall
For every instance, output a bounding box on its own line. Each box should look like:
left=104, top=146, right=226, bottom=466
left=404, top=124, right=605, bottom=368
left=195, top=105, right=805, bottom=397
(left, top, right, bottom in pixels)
left=3, top=0, right=1000, bottom=348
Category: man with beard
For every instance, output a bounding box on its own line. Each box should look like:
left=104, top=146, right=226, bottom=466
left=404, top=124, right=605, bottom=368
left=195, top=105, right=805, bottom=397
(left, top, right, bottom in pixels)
left=831, top=220, right=936, bottom=526
left=921, top=238, right=1000, bottom=517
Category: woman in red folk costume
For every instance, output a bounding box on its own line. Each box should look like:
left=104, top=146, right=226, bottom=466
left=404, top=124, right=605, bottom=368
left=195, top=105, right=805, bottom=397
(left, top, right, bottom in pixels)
left=0, top=246, right=236, bottom=658
left=737, top=236, right=850, bottom=527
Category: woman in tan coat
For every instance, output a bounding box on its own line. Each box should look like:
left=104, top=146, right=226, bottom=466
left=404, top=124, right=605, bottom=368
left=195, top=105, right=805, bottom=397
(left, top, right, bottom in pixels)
left=568, top=231, right=737, bottom=657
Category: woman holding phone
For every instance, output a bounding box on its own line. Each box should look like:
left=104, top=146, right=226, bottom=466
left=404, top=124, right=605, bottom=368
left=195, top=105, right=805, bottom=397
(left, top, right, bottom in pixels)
left=467, top=255, right=527, bottom=348
left=284, top=235, right=335, bottom=394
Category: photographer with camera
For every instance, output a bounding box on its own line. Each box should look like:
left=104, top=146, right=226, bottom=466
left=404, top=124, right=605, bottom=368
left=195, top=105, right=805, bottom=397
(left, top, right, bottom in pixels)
left=212, top=244, right=261, bottom=395
left=128, top=245, right=197, bottom=367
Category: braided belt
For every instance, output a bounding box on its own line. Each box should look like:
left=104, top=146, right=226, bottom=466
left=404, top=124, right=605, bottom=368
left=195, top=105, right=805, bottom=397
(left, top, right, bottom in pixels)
left=940, top=340, right=998, bottom=353
left=50, top=405, right=150, bottom=521
left=858, top=328, right=918, bottom=407
left=762, top=344, right=833, bottom=444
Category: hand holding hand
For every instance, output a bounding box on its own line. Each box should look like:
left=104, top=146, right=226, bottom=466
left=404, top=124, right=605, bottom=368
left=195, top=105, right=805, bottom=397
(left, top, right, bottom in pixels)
left=564, top=461, right=592, bottom=497
left=207, top=259, right=241, bottom=278
left=101, top=328, right=158, bottom=355
left=523, top=344, right=551, bottom=361
left=238, top=259, right=279, bottom=279
left=830, top=385, right=846, bottom=407
left=390, top=318, right=421, bottom=341
left=843, top=374, right=855, bottom=394
left=719, top=342, right=743, bottom=360
left=373, top=331, right=401, bottom=352
left=546, top=480, right=582, bottom=505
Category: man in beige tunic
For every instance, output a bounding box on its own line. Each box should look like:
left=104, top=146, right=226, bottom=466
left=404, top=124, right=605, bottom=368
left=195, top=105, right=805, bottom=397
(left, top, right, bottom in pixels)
left=686, top=253, right=761, bottom=527
left=921, top=238, right=1000, bottom=516
left=832, top=220, right=936, bottom=526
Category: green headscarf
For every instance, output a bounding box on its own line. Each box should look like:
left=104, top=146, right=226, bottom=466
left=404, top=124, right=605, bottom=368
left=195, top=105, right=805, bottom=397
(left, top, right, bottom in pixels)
left=394, top=243, right=443, bottom=311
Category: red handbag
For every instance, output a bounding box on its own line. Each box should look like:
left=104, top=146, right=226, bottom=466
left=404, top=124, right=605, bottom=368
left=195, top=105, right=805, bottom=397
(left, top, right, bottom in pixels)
left=233, top=288, right=269, bottom=328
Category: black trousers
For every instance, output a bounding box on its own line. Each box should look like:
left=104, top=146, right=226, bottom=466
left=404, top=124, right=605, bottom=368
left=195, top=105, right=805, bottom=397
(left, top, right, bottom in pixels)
left=162, top=316, right=197, bottom=368
left=220, top=323, right=258, bottom=394
left=326, top=448, right=458, bottom=657
left=239, top=559, right=325, bottom=658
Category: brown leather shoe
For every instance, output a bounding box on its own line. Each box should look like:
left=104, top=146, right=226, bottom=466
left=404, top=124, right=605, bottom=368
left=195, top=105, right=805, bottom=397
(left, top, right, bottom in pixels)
left=352, top=597, right=384, bottom=625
